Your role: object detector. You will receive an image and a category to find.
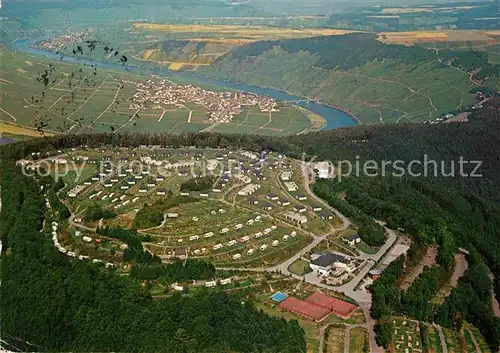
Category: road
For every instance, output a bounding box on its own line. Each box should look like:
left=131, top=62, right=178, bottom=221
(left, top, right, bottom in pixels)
left=467, top=329, right=481, bottom=353
left=434, top=324, right=449, bottom=353
left=217, top=164, right=397, bottom=353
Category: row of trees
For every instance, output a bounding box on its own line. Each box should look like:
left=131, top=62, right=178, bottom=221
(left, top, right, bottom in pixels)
left=130, top=258, right=216, bottom=283
left=0, top=158, right=307, bottom=352
left=85, top=203, right=116, bottom=222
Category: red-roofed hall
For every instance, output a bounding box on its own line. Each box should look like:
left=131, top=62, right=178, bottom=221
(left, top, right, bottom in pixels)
left=305, top=292, right=358, bottom=318
left=279, top=297, right=331, bottom=321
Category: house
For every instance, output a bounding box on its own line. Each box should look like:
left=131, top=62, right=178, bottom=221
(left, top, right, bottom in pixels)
left=238, top=184, right=260, bottom=196
left=284, top=182, right=298, bottom=192
left=174, top=248, right=187, bottom=257
left=343, top=234, right=361, bottom=247
left=205, top=280, right=217, bottom=288
left=254, top=171, right=267, bottom=181
left=261, top=202, right=273, bottom=211
left=312, top=205, right=322, bottom=212
left=284, top=212, right=307, bottom=224
left=68, top=185, right=86, bottom=198
left=280, top=171, right=293, bottom=181
left=309, top=252, right=349, bottom=276
left=157, top=188, right=167, bottom=196
left=278, top=199, right=290, bottom=206
left=293, top=205, right=307, bottom=213
left=315, top=161, right=331, bottom=179
left=220, top=278, right=232, bottom=285
left=248, top=196, right=259, bottom=205
left=369, top=268, right=384, bottom=280
left=296, top=194, right=307, bottom=201
left=320, top=211, right=333, bottom=220
left=266, top=193, right=279, bottom=201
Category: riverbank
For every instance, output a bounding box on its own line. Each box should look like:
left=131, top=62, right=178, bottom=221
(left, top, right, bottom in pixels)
left=12, top=37, right=358, bottom=131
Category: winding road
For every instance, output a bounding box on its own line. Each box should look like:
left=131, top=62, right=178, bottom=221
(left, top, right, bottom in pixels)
left=216, top=163, right=398, bottom=353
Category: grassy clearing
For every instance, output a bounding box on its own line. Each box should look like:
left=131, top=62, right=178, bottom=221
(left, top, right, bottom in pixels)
left=325, top=324, right=345, bottom=353
left=288, top=259, right=312, bottom=276
left=349, top=327, right=368, bottom=353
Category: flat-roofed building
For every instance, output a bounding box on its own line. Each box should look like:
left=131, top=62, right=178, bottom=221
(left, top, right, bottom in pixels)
left=238, top=183, right=260, bottom=196
left=284, top=212, right=307, bottom=224
left=284, top=182, right=298, bottom=192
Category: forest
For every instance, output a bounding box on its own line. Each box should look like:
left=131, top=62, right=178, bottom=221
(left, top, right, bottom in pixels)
left=0, top=158, right=307, bottom=352
left=216, top=33, right=436, bottom=71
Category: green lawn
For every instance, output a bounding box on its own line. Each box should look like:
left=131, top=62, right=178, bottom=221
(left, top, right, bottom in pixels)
left=288, top=259, right=312, bottom=276
left=356, top=241, right=378, bottom=255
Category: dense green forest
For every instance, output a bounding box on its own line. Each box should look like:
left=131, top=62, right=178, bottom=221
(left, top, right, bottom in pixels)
left=217, top=33, right=436, bottom=70
left=130, top=258, right=216, bottom=283
left=0, top=160, right=306, bottom=352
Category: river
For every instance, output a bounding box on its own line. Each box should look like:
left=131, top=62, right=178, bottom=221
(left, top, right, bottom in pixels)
left=12, top=38, right=358, bottom=131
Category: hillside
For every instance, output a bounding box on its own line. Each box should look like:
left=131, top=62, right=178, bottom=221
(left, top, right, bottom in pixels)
left=3, top=100, right=500, bottom=350
left=206, top=33, right=500, bottom=124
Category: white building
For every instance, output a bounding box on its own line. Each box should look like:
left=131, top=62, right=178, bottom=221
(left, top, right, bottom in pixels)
left=68, top=185, right=86, bottom=198
left=342, top=234, right=361, bottom=247
left=284, top=212, right=308, bottom=224
left=309, top=252, right=350, bottom=276
left=315, top=161, right=332, bottom=179
left=284, top=182, right=298, bottom=192
left=238, top=183, right=260, bottom=196
left=280, top=171, right=293, bottom=181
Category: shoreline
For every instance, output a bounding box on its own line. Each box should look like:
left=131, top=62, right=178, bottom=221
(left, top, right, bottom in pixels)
left=208, top=76, right=362, bottom=125
left=12, top=37, right=358, bottom=131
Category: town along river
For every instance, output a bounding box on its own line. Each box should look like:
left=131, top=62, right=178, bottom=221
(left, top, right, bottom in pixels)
left=12, top=38, right=358, bottom=131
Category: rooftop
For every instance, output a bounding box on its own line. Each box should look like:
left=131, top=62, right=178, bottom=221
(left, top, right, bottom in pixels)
left=311, top=252, right=348, bottom=268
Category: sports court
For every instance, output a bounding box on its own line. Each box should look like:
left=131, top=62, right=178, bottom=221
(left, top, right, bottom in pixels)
left=305, top=292, right=358, bottom=318
left=279, top=297, right=331, bottom=321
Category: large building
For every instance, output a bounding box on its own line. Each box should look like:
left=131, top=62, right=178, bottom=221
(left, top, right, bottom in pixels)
left=315, top=161, right=332, bottom=179
left=238, top=184, right=260, bottom=196
left=284, top=212, right=307, bottom=224
left=309, top=252, right=350, bottom=276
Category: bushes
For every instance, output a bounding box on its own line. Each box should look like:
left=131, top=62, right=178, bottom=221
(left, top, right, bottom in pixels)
left=130, top=258, right=216, bottom=283
left=180, top=176, right=215, bottom=192
left=313, top=180, right=387, bottom=246
left=85, top=203, right=116, bottom=222
left=132, top=196, right=197, bottom=229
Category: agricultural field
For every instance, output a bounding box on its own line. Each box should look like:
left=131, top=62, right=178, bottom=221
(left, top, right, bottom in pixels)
left=394, top=320, right=493, bottom=353
left=376, top=30, right=500, bottom=46
left=0, top=48, right=315, bottom=136
left=40, top=147, right=343, bottom=268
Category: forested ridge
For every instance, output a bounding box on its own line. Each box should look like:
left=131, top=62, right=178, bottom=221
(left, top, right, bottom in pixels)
left=2, top=102, right=500, bottom=351
left=213, top=33, right=500, bottom=78
left=214, top=33, right=435, bottom=71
